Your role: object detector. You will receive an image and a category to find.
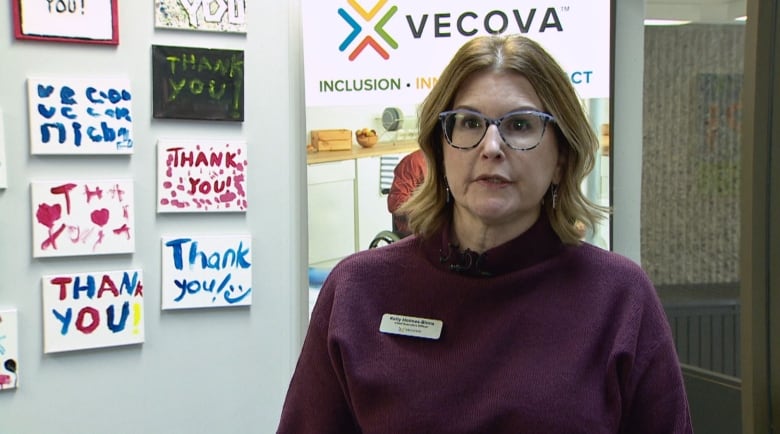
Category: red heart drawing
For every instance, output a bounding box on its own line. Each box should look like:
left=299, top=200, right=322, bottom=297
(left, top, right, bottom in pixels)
left=91, top=208, right=110, bottom=227
left=36, top=203, right=62, bottom=229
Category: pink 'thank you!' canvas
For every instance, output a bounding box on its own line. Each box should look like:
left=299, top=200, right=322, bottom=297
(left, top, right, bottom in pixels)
left=157, top=139, right=248, bottom=213
left=31, top=179, right=135, bottom=258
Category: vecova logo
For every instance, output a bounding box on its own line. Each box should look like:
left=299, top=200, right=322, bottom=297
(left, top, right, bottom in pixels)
left=336, top=3, right=566, bottom=61
left=338, top=0, right=399, bottom=61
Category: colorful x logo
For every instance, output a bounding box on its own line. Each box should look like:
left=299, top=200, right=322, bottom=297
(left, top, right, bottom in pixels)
left=338, top=0, right=398, bottom=60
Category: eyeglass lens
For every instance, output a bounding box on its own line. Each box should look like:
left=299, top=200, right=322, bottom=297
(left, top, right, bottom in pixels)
left=442, top=111, right=549, bottom=150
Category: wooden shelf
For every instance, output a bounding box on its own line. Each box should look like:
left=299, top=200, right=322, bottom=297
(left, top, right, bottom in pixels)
left=307, top=140, right=419, bottom=164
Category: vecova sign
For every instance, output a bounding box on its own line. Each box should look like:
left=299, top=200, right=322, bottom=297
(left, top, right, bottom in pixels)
left=404, top=7, right=564, bottom=38
left=338, top=2, right=565, bottom=61
left=301, top=0, right=610, bottom=104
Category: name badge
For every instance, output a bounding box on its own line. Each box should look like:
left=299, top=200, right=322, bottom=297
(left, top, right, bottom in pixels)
left=379, top=313, right=443, bottom=340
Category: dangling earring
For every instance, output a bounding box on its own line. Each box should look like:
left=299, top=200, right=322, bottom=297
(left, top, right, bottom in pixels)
left=444, top=176, right=451, bottom=203
left=551, top=184, right=559, bottom=210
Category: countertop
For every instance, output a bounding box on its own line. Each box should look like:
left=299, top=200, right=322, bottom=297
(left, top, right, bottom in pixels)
left=307, top=140, right=419, bottom=164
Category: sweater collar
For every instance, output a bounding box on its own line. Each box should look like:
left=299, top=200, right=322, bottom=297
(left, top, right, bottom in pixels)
left=421, top=213, right=564, bottom=277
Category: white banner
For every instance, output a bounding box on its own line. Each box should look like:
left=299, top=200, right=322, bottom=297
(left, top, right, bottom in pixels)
left=301, top=0, right=611, bottom=106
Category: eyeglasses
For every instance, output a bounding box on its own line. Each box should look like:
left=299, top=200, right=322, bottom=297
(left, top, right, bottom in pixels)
left=439, top=109, right=556, bottom=151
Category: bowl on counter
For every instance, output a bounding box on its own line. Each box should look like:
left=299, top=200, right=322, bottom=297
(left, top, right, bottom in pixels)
left=357, top=135, right=378, bottom=148
left=356, top=129, right=378, bottom=148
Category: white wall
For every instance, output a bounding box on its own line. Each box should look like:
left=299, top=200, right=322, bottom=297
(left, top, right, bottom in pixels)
left=0, top=1, right=307, bottom=433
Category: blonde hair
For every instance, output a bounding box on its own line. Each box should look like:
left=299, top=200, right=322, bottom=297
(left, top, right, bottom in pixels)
left=401, top=34, right=608, bottom=245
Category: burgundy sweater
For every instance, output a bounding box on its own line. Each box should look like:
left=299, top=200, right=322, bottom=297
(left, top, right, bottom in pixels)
left=278, top=216, right=692, bottom=433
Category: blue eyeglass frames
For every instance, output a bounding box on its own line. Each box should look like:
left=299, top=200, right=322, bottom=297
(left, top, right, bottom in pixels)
left=438, top=109, right=556, bottom=151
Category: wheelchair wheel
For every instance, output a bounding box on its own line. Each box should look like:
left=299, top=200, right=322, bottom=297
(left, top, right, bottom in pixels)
left=369, top=230, right=401, bottom=249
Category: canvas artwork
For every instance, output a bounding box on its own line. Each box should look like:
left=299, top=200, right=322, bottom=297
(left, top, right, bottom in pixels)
left=31, top=179, right=135, bottom=258
left=42, top=269, right=144, bottom=353
left=155, top=0, right=246, bottom=33
left=12, top=0, right=119, bottom=45
left=0, top=309, right=19, bottom=390
left=152, top=45, right=244, bottom=121
left=698, top=73, right=742, bottom=154
left=696, top=73, right=742, bottom=198
left=161, top=234, right=253, bottom=309
left=157, top=139, right=248, bottom=212
left=27, top=77, right=134, bottom=154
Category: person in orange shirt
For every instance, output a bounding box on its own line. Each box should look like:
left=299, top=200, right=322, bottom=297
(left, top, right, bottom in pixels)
left=387, top=149, right=426, bottom=237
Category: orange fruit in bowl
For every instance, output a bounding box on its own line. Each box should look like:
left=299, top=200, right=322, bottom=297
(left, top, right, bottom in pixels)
left=356, top=128, right=378, bottom=147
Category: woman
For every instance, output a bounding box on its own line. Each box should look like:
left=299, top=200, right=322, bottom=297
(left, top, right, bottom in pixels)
left=278, top=35, right=692, bottom=433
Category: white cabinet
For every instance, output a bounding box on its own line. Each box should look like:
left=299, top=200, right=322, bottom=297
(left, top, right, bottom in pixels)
left=307, top=151, right=413, bottom=267
left=307, top=160, right=356, bottom=267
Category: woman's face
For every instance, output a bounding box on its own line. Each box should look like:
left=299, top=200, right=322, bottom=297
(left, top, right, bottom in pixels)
left=443, top=69, right=563, bottom=236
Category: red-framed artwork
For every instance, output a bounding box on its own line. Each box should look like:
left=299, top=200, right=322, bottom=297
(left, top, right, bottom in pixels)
left=12, top=0, right=119, bottom=45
